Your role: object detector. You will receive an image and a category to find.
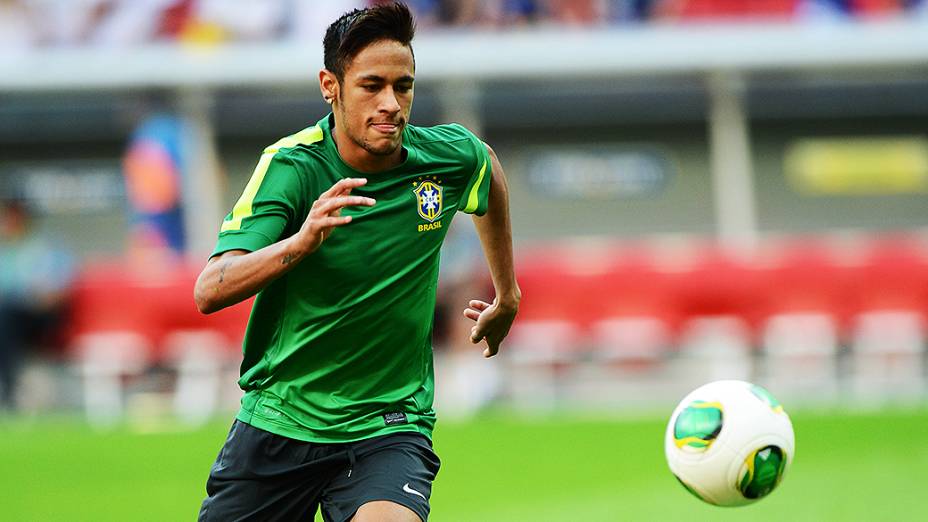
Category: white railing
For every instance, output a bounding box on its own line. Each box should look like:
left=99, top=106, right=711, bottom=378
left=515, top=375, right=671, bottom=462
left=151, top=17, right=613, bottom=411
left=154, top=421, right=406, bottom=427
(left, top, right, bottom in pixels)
left=2, top=20, right=927, bottom=92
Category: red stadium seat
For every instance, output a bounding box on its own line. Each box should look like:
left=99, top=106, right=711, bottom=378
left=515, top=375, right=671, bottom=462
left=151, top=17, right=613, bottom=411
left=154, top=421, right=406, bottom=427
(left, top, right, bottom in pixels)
left=754, top=239, right=859, bottom=336
left=664, top=246, right=767, bottom=343
left=852, top=236, right=928, bottom=317
left=65, top=259, right=253, bottom=363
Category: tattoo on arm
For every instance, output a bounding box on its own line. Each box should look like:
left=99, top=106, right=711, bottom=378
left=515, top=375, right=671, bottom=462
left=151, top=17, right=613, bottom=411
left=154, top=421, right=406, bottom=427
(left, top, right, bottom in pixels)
left=281, top=253, right=296, bottom=265
left=218, top=260, right=230, bottom=284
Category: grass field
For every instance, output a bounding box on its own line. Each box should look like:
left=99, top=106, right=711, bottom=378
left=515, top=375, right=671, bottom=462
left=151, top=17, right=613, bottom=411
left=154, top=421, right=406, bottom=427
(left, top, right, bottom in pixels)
left=2, top=408, right=926, bottom=521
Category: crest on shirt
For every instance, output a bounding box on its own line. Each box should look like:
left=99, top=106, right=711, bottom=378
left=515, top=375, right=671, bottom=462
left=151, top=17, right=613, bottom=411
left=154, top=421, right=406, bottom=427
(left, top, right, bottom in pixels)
left=412, top=179, right=443, bottom=223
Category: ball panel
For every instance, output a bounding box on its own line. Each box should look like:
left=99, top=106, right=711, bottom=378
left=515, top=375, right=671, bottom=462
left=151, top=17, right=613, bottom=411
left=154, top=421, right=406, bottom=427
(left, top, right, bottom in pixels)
left=672, top=401, right=724, bottom=452
left=738, top=445, right=786, bottom=500
left=749, top=384, right=785, bottom=414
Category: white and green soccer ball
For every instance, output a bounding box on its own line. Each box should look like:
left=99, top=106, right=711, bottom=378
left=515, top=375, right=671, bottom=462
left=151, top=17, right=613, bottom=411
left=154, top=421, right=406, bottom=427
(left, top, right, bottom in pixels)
left=664, top=380, right=795, bottom=507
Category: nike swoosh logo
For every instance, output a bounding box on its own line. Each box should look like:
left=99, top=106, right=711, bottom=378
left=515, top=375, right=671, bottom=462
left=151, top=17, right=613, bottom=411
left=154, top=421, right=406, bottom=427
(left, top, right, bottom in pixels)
left=403, top=482, right=427, bottom=501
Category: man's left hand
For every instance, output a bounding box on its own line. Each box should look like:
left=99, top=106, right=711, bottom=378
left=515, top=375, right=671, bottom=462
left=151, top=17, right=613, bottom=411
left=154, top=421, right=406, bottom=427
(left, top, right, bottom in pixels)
left=463, top=298, right=518, bottom=358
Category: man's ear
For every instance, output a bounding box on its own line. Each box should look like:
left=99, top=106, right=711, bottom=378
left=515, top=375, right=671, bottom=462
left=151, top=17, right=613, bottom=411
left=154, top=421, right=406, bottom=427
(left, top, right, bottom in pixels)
left=319, top=69, right=339, bottom=104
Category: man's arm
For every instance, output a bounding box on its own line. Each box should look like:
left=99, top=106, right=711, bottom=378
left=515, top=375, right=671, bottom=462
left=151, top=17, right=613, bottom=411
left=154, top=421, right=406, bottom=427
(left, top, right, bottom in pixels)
left=194, top=178, right=375, bottom=314
left=463, top=144, right=520, bottom=357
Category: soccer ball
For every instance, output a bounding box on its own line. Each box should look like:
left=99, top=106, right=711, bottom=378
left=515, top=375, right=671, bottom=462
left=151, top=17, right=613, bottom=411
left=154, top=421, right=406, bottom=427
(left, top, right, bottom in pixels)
left=664, top=380, right=795, bottom=507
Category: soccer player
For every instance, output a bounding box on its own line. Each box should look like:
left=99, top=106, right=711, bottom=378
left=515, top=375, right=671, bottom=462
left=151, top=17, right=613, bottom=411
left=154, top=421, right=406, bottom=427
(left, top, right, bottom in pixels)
left=193, top=3, right=519, bottom=521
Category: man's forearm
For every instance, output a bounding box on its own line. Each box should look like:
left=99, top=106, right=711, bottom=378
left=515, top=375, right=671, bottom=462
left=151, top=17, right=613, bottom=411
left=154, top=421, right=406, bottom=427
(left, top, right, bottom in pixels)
left=193, top=236, right=308, bottom=314
left=473, top=147, right=520, bottom=309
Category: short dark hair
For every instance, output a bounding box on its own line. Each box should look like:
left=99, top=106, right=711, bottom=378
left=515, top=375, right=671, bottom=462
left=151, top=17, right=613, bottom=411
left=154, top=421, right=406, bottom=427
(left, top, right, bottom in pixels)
left=323, top=2, right=416, bottom=81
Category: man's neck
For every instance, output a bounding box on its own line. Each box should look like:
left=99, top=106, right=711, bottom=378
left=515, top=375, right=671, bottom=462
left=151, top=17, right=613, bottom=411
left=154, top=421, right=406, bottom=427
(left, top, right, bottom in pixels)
left=331, top=124, right=404, bottom=174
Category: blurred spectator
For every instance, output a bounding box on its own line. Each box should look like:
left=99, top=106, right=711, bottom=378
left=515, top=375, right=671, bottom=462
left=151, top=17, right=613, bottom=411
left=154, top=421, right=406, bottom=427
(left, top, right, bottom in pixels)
left=180, top=0, right=286, bottom=44
left=652, top=0, right=798, bottom=22
left=290, top=0, right=366, bottom=42
left=90, top=0, right=181, bottom=46
left=547, top=0, right=609, bottom=25
left=796, top=0, right=854, bottom=19
left=5, top=0, right=928, bottom=49
left=122, top=113, right=188, bottom=258
left=797, top=0, right=907, bottom=19
left=850, top=0, right=907, bottom=17
left=0, top=200, right=74, bottom=412
left=437, top=0, right=493, bottom=26
left=614, top=0, right=658, bottom=22
left=500, top=0, right=543, bottom=25
left=400, top=0, right=443, bottom=26
left=22, top=0, right=106, bottom=46
left=911, top=0, right=928, bottom=15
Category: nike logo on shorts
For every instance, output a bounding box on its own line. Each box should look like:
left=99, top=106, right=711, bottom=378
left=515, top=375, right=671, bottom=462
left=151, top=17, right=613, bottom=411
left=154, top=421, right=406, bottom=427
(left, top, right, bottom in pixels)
left=403, top=483, right=426, bottom=501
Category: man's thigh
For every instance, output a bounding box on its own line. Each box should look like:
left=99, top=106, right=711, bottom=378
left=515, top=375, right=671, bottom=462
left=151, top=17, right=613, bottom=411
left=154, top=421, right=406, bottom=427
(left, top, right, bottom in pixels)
left=321, top=433, right=441, bottom=522
left=198, top=420, right=343, bottom=522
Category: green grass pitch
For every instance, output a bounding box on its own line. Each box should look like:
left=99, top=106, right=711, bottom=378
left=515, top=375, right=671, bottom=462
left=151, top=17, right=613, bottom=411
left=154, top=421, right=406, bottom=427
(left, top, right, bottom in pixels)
left=2, top=408, right=925, bottom=521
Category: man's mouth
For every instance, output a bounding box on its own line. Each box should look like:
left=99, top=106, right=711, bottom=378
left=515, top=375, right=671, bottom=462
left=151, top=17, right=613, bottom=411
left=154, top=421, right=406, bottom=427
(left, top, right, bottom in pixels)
left=371, top=122, right=401, bottom=134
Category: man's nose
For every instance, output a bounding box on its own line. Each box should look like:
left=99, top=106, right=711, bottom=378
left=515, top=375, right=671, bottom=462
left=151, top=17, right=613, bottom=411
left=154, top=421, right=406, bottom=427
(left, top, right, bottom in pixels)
left=379, top=88, right=401, bottom=113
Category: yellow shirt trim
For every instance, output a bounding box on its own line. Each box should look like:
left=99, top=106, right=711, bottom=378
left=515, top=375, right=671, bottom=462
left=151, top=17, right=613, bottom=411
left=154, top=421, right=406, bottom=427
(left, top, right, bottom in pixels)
left=462, top=158, right=488, bottom=214
left=220, top=125, right=323, bottom=232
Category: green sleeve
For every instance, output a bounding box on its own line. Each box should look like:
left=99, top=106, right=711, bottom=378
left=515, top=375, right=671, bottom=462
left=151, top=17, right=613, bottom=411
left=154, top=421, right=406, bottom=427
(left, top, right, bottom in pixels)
left=457, top=129, right=493, bottom=216
left=211, top=152, right=303, bottom=258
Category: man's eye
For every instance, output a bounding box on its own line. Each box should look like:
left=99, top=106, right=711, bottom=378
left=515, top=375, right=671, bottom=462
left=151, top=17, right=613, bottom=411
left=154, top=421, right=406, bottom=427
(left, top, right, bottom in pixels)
left=396, top=85, right=412, bottom=93
left=362, top=85, right=378, bottom=92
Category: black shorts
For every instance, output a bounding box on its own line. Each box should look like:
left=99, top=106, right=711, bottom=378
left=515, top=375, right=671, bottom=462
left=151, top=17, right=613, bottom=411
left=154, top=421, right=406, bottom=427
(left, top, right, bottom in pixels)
left=198, top=420, right=441, bottom=522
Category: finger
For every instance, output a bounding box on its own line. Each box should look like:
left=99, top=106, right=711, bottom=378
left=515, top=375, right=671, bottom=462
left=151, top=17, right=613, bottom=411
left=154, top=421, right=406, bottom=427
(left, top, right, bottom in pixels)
left=324, top=177, right=367, bottom=197
left=463, top=309, right=481, bottom=321
left=470, top=326, right=483, bottom=344
left=331, top=183, right=357, bottom=198
left=483, top=337, right=501, bottom=358
left=321, top=178, right=368, bottom=198
left=314, top=196, right=376, bottom=215
left=326, top=195, right=376, bottom=208
left=468, top=300, right=491, bottom=311
left=315, top=215, right=353, bottom=229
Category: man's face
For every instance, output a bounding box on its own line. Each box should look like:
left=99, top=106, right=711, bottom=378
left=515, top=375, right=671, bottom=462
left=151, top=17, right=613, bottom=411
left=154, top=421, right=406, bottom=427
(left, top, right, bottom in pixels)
left=335, top=39, right=415, bottom=157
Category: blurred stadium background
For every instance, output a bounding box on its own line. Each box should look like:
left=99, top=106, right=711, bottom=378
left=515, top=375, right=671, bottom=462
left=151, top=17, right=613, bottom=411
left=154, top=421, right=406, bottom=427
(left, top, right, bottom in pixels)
left=2, top=1, right=928, bottom=520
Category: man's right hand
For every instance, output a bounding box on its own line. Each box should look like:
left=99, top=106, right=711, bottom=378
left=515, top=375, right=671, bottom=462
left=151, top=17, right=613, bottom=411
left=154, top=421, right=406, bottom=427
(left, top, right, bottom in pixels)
left=295, top=177, right=376, bottom=254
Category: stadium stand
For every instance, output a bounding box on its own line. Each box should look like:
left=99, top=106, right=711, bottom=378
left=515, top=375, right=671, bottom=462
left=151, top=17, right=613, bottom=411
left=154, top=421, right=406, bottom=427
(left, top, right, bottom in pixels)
left=3, top=0, right=926, bottom=49
left=504, top=234, right=928, bottom=404
left=4, top=0, right=928, bottom=416
left=52, top=232, right=928, bottom=410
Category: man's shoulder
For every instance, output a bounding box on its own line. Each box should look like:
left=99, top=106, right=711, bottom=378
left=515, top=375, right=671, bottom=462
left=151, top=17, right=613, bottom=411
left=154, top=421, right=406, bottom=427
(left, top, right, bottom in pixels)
left=256, top=124, right=334, bottom=179
left=405, top=123, right=486, bottom=167
left=406, top=122, right=480, bottom=147
left=263, top=124, right=326, bottom=158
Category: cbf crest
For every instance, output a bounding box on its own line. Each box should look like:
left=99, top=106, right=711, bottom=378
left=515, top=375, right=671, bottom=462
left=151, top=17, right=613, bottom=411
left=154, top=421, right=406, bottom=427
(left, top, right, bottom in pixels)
left=412, top=177, right=443, bottom=223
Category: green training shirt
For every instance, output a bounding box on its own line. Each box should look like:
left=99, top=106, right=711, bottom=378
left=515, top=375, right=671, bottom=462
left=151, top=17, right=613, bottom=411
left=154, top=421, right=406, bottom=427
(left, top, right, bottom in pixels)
left=211, top=114, right=492, bottom=443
